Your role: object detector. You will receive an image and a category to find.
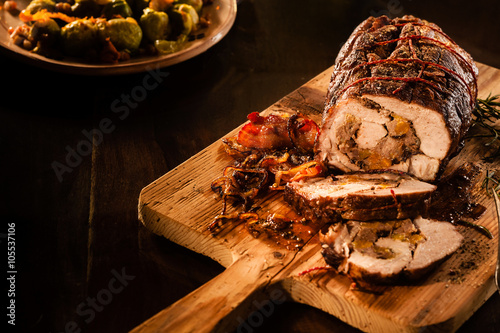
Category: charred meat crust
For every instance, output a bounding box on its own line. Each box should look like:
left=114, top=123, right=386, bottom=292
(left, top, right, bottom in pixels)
left=317, top=15, right=477, bottom=181
left=284, top=171, right=436, bottom=223
left=284, top=184, right=430, bottom=223
left=325, top=15, right=477, bottom=112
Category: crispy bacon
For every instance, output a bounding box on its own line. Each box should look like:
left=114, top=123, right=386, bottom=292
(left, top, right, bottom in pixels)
left=236, top=112, right=319, bottom=152
left=237, top=112, right=290, bottom=149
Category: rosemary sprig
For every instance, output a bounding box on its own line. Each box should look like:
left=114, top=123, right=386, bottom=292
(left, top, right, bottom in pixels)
left=482, top=170, right=500, bottom=196
left=469, top=94, right=500, bottom=160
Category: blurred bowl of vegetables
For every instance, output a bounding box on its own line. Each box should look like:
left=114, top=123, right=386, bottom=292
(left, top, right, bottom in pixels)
left=0, top=0, right=237, bottom=74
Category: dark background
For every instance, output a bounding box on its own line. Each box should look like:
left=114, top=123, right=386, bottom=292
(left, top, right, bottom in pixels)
left=1, top=0, right=499, bottom=332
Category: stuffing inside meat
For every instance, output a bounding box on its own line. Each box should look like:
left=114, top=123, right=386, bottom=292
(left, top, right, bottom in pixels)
left=318, top=95, right=449, bottom=181
left=316, top=15, right=477, bottom=182
left=320, top=216, right=463, bottom=284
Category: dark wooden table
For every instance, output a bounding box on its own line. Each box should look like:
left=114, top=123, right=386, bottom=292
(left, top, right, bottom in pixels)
left=2, top=0, right=499, bottom=332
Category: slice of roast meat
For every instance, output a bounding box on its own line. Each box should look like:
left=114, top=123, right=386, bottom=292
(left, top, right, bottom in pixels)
left=319, top=217, right=463, bottom=284
left=315, top=15, right=478, bottom=182
left=348, top=237, right=413, bottom=284
left=405, top=216, right=465, bottom=279
left=284, top=171, right=436, bottom=223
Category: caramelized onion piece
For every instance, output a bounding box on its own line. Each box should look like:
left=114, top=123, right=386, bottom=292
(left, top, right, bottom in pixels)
left=211, top=166, right=269, bottom=206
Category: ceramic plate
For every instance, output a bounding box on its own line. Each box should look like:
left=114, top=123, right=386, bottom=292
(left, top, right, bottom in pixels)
left=0, top=0, right=237, bottom=75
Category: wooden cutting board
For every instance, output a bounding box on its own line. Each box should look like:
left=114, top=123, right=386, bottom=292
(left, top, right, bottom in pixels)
left=132, top=62, right=500, bottom=333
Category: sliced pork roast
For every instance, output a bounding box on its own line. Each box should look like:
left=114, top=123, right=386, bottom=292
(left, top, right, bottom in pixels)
left=320, top=216, right=463, bottom=284
left=315, top=15, right=478, bottom=182
left=284, top=171, right=436, bottom=223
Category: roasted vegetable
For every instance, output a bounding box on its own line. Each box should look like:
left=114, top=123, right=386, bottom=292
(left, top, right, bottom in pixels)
left=25, top=0, right=55, bottom=14
left=102, top=0, right=133, bottom=19
left=149, top=0, right=174, bottom=12
left=61, top=19, right=98, bottom=56
left=174, top=0, right=202, bottom=13
left=97, top=17, right=142, bottom=53
left=71, top=0, right=101, bottom=18
left=9, top=0, right=212, bottom=62
left=176, top=3, right=198, bottom=26
left=30, top=18, right=61, bottom=46
left=154, top=35, right=187, bottom=54
left=168, top=4, right=195, bottom=37
left=140, top=7, right=169, bottom=42
left=129, top=0, right=149, bottom=18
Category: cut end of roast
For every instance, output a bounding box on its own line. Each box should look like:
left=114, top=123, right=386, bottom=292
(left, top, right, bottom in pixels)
left=316, top=95, right=451, bottom=182
left=316, top=15, right=477, bottom=182
left=319, top=216, right=463, bottom=284
left=284, top=171, right=436, bottom=223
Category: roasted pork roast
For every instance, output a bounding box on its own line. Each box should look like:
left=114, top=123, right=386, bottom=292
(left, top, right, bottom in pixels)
left=319, top=216, right=463, bottom=284
left=284, top=171, right=437, bottom=223
left=290, top=15, right=477, bottom=285
left=315, top=15, right=478, bottom=182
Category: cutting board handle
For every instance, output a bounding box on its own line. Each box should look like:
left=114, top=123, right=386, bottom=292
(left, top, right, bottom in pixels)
left=130, top=257, right=272, bottom=333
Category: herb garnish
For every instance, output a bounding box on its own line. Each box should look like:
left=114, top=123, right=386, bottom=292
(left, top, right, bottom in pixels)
left=469, top=94, right=500, bottom=160
left=482, top=170, right=500, bottom=196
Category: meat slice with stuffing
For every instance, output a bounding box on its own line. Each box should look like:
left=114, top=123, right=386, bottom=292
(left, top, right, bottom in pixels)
left=319, top=216, right=463, bottom=284
left=315, top=15, right=478, bottom=182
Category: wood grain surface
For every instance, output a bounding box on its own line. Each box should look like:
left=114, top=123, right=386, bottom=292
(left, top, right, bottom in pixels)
left=134, top=63, right=500, bottom=333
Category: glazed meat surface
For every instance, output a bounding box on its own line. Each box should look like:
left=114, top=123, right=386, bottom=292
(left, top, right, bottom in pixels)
left=316, top=15, right=478, bottom=182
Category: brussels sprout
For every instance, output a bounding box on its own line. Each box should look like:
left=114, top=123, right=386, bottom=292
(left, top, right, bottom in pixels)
left=25, top=0, right=55, bottom=14
left=61, top=19, right=98, bottom=56
left=154, top=34, right=187, bottom=54
left=71, top=0, right=101, bottom=18
left=175, top=4, right=198, bottom=26
left=168, top=6, right=193, bottom=37
left=128, top=0, right=149, bottom=19
left=140, top=8, right=169, bottom=42
left=149, top=0, right=173, bottom=12
left=174, top=0, right=202, bottom=14
left=97, top=17, right=142, bottom=53
left=30, top=18, right=61, bottom=46
left=102, top=0, right=133, bottom=19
